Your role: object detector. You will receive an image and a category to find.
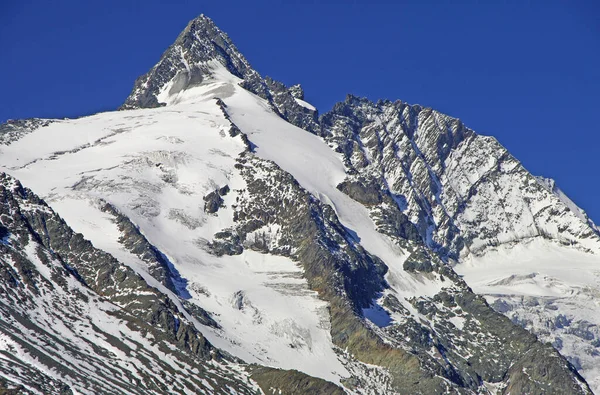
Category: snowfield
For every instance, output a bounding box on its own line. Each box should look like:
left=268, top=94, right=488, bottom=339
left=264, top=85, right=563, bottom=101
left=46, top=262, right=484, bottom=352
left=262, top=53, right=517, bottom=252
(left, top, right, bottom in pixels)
left=456, top=238, right=600, bottom=392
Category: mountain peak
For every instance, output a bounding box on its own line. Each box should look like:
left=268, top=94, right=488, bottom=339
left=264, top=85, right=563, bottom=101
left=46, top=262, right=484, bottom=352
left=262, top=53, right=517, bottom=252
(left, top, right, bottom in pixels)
left=121, top=14, right=254, bottom=109
left=120, top=13, right=320, bottom=132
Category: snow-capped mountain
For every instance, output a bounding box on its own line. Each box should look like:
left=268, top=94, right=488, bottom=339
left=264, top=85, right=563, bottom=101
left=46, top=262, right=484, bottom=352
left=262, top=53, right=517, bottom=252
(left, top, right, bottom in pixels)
left=1, top=14, right=598, bottom=394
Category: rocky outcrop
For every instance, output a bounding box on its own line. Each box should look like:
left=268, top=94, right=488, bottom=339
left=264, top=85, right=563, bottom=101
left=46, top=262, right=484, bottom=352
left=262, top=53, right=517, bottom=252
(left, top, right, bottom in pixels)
left=203, top=185, right=229, bottom=214
left=121, top=15, right=264, bottom=109
left=250, top=366, right=346, bottom=395
left=206, top=126, right=591, bottom=393
left=100, top=201, right=178, bottom=291
left=121, top=15, right=320, bottom=134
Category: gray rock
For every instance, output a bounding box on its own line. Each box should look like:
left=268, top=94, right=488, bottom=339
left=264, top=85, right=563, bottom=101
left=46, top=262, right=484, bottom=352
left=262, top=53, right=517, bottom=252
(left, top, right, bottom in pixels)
left=402, top=249, right=434, bottom=273
left=491, top=299, right=513, bottom=313
left=203, top=189, right=224, bottom=214
left=0, top=118, right=54, bottom=145
left=337, top=178, right=383, bottom=206
left=121, top=15, right=262, bottom=110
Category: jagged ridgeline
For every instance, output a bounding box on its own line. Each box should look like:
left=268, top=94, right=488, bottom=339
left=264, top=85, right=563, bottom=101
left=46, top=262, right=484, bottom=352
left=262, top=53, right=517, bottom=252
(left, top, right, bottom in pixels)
left=1, top=13, right=598, bottom=395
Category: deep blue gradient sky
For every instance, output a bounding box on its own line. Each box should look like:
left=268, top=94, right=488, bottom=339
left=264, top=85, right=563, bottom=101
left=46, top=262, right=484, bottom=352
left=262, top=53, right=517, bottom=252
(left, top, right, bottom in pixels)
left=1, top=1, right=599, bottom=222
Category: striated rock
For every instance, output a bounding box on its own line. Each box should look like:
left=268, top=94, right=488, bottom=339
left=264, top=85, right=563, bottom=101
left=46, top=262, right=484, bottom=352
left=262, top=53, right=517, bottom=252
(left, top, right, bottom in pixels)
left=319, top=95, right=600, bottom=258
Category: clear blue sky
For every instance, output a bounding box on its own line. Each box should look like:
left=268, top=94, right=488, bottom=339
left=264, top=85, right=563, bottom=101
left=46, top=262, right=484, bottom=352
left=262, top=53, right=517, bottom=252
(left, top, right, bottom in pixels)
left=1, top=0, right=599, bottom=223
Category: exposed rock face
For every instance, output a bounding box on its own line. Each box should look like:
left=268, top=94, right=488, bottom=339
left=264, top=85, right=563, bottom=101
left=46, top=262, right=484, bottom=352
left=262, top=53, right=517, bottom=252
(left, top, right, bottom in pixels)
left=264, top=77, right=320, bottom=134
left=307, top=95, right=600, bottom=391
left=100, top=200, right=178, bottom=291
left=1, top=12, right=598, bottom=395
left=232, top=153, right=388, bottom=309
left=203, top=185, right=229, bottom=214
left=250, top=366, right=346, bottom=395
left=217, top=141, right=591, bottom=394
left=316, top=95, right=600, bottom=259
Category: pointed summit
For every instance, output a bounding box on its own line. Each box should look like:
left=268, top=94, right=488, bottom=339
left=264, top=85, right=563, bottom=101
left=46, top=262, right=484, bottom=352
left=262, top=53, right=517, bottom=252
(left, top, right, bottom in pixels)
left=121, top=14, right=262, bottom=109
left=120, top=13, right=320, bottom=132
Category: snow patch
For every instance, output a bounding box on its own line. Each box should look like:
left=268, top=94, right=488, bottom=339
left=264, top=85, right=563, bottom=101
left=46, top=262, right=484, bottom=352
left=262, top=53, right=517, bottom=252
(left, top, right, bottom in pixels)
left=293, top=97, right=316, bottom=111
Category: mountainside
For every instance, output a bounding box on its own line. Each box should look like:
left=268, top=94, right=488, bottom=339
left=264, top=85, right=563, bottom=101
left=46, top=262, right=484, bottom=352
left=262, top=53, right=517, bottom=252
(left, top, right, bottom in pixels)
left=1, top=14, right=599, bottom=394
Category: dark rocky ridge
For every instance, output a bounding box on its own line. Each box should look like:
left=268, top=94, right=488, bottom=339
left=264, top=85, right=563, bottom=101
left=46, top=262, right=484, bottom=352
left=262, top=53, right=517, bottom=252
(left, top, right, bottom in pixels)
left=0, top=173, right=246, bottom=393
left=0, top=173, right=218, bottom=359
left=99, top=200, right=219, bottom=328
left=250, top=366, right=346, bottom=395
left=100, top=200, right=178, bottom=292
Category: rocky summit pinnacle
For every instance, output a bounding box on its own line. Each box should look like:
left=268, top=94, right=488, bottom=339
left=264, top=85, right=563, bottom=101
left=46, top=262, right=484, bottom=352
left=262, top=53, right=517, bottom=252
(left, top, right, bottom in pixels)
left=1, top=12, right=599, bottom=395
left=121, top=14, right=258, bottom=109
left=120, top=14, right=321, bottom=133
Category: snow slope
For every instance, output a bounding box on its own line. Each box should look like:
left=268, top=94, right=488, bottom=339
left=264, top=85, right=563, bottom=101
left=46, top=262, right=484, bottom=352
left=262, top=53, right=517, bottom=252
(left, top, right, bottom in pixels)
left=0, top=66, right=350, bottom=385
left=0, top=63, right=452, bottom=388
